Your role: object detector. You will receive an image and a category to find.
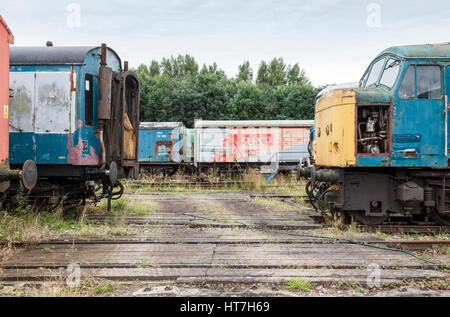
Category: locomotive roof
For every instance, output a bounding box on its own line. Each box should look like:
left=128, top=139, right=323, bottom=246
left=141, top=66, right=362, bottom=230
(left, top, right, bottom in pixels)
left=140, top=122, right=185, bottom=130
left=10, top=45, right=122, bottom=67
left=380, top=43, right=450, bottom=59
left=195, top=120, right=315, bottom=128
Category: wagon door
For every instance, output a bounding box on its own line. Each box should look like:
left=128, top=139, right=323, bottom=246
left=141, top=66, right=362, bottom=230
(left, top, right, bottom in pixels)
left=9, top=72, right=36, bottom=163
left=34, top=72, right=72, bottom=163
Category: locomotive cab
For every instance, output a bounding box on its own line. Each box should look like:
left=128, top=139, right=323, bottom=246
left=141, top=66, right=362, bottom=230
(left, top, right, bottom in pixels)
left=299, top=43, right=450, bottom=225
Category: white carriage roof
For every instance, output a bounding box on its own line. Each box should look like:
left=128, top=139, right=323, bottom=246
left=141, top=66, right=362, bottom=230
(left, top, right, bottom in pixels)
left=140, top=122, right=184, bottom=130
left=194, top=120, right=314, bottom=128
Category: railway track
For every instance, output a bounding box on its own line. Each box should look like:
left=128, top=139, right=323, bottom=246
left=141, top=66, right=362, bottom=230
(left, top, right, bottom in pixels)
left=126, top=181, right=302, bottom=189
left=358, top=225, right=450, bottom=235
left=1, top=192, right=448, bottom=295
left=3, top=238, right=450, bottom=252
left=1, top=237, right=447, bottom=285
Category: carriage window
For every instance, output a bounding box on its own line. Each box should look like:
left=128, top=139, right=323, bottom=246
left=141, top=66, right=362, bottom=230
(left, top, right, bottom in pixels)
left=379, top=58, right=400, bottom=89
left=398, top=65, right=415, bottom=99
left=85, top=74, right=94, bottom=126
left=417, top=65, right=442, bottom=99
left=365, top=58, right=385, bottom=87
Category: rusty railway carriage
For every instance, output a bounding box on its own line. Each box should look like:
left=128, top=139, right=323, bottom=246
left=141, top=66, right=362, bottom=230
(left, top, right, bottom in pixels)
left=299, top=43, right=450, bottom=226
left=0, top=16, right=36, bottom=196
left=138, top=122, right=193, bottom=175
left=194, top=120, right=314, bottom=173
left=6, top=43, right=140, bottom=209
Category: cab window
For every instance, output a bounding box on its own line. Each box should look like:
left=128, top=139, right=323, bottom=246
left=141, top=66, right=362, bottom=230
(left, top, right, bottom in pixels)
left=365, top=58, right=385, bottom=87
left=417, top=65, right=442, bottom=99
left=85, top=74, right=94, bottom=126
left=398, top=65, right=415, bottom=99
left=379, top=58, right=400, bottom=89
left=360, top=71, right=369, bottom=87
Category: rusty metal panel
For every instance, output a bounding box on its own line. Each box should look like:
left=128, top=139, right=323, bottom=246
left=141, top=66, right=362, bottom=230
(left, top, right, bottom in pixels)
left=98, top=66, right=112, bottom=120
left=138, top=126, right=183, bottom=163
left=34, top=72, right=71, bottom=133
left=9, top=72, right=35, bottom=132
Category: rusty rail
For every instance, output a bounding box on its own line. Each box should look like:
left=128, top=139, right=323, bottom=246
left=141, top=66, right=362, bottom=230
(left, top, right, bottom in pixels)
left=3, top=238, right=449, bottom=252
left=125, top=181, right=302, bottom=189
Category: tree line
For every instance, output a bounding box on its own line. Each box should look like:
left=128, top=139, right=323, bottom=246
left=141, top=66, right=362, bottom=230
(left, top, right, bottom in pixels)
left=135, top=55, right=322, bottom=128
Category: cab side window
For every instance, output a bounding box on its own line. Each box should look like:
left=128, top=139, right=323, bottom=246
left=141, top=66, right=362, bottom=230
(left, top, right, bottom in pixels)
left=398, top=66, right=415, bottom=99
left=417, top=65, right=442, bottom=99
left=85, top=74, right=94, bottom=126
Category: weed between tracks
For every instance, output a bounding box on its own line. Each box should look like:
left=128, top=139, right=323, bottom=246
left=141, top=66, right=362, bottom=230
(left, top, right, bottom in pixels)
left=285, top=279, right=313, bottom=292
left=124, top=171, right=306, bottom=195
left=0, top=199, right=143, bottom=249
left=252, top=198, right=296, bottom=212
left=0, top=275, right=118, bottom=297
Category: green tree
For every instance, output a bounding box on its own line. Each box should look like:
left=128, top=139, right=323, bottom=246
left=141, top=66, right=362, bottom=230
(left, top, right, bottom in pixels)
left=200, top=63, right=226, bottom=78
left=136, top=56, right=318, bottom=128
left=161, top=54, right=199, bottom=78
left=149, top=60, right=161, bottom=78
left=267, top=58, right=287, bottom=86
left=237, top=61, right=253, bottom=81
left=287, top=63, right=309, bottom=85
left=256, top=61, right=269, bottom=85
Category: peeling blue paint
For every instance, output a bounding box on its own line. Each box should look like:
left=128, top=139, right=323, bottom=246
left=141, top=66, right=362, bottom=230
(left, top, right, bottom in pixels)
left=9, top=47, right=122, bottom=166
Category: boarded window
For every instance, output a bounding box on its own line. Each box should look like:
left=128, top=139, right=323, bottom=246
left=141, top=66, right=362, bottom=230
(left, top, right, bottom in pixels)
left=417, top=65, right=442, bottom=99
left=85, top=74, right=94, bottom=126
left=398, top=65, right=415, bottom=99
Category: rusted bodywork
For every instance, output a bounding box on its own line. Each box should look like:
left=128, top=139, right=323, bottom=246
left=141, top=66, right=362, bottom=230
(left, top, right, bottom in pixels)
left=299, top=43, right=450, bottom=226
left=194, top=120, right=313, bottom=168
left=7, top=43, right=140, bottom=206
left=139, top=122, right=187, bottom=164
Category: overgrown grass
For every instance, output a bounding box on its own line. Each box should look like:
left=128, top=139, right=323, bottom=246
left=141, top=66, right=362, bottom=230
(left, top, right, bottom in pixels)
left=124, top=170, right=306, bottom=195
left=0, top=276, right=118, bottom=297
left=252, top=198, right=295, bottom=211
left=285, top=278, right=313, bottom=292
left=398, top=232, right=450, bottom=241
left=99, top=198, right=154, bottom=215
left=0, top=210, right=75, bottom=244
left=0, top=198, right=143, bottom=245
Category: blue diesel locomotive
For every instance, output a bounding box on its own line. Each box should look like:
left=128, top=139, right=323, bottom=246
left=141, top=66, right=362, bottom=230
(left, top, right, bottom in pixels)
left=299, top=43, right=450, bottom=225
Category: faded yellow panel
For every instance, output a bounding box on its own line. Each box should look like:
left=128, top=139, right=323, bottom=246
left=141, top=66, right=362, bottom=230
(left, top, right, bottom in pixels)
left=123, top=113, right=136, bottom=160
left=313, top=89, right=356, bottom=167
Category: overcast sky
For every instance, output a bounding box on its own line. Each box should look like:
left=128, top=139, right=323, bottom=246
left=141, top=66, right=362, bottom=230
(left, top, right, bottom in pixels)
left=1, top=0, right=450, bottom=86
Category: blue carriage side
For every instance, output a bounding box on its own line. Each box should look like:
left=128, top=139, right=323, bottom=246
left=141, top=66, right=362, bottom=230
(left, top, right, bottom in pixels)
left=8, top=44, right=140, bottom=206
